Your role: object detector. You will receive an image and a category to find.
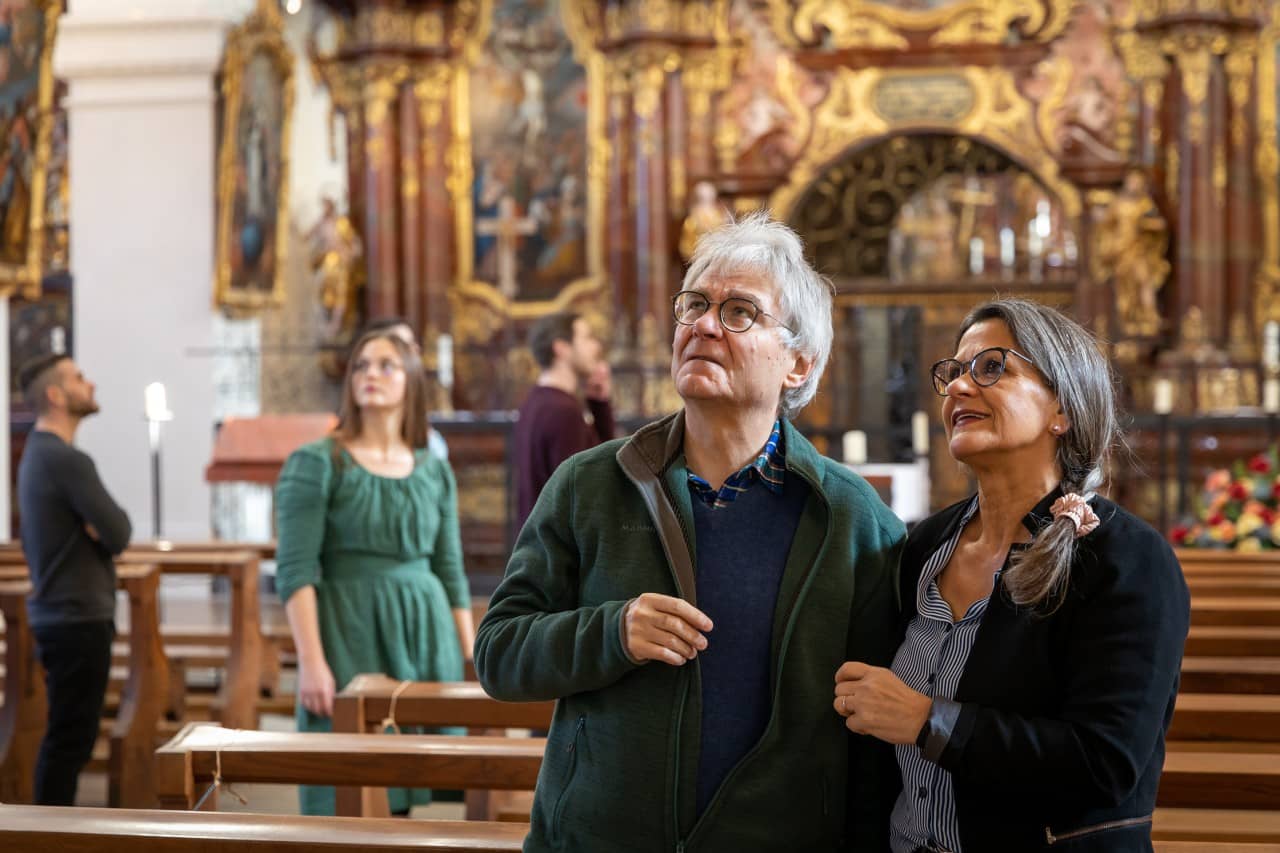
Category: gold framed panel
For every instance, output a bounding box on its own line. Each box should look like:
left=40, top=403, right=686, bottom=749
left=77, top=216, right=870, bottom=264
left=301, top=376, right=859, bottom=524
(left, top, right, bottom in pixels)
left=0, top=0, right=60, bottom=299
left=770, top=66, right=1082, bottom=227
left=1256, top=12, right=1280, bottom=328
left=764, top=0, right=1073, bottom=50
left=213, top=0, right=295, bottom=313
left=449, top=0, right=606, bottom=327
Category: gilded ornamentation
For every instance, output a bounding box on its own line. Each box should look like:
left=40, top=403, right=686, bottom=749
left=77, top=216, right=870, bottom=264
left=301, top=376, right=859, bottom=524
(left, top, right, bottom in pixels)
left=1224, top=43, right=1255, bottom=148
left=307, top=197, right=365, bottom=344
left=1176, top=47, right=1212, bottom=144
left=766, top=0, right=1072, bottom=49
left=678, top=181, right=732, bottom=261
left=1255, top=8, right=1280, bottom=328
left=1212, top=141, right=1227, bottom=202
left=1165, top=141, right=1179, bottom=205
left=770, top=66, right=1082, bottom=225
left=214, top=0, right=296, bottom=313
left=1096, top=171, right=1170, bottom=338
left=0, top=0, right=60, bottom=298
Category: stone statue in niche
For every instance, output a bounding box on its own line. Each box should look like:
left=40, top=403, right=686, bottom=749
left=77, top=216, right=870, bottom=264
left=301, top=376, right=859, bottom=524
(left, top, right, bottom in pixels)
left=1097, top=171, right=1169, bottom=338
left=308, top=197, right=365, bottom=344
left=679, top=181, right=732, bottom=261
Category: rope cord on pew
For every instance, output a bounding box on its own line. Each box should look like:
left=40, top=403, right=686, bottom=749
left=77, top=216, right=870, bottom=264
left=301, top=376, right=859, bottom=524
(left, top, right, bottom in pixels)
left=192, top=729, right=250, bottom=810
left=378, top=680, right=413, bottom=735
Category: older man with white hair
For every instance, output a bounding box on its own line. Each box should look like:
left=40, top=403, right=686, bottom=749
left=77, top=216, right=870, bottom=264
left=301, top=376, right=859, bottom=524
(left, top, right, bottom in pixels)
left=477, top=213, right=905, bottom=852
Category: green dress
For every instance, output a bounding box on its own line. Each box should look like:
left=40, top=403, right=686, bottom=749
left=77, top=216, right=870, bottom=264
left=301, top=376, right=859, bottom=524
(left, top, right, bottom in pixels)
left=274, top=438, right=469, bottom=816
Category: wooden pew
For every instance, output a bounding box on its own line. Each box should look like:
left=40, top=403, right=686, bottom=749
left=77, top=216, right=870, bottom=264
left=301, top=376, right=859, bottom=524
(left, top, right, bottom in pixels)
left=1168, top=694, right=1280, bottom=741
left=154, top=723, right=544, bottom=817
left=1155, top=845, right=1280, bottom=852
left=0, top=551, right=266, bottom=728
left=332, top=675, right=554, bottom=820
left=0, top=580, right=43, bottom=804
left=0, top=804, right=526, bottom=852
left=1188, top=577, right=1280, bottom=597
left=0, top=564, right=168, bottom=807
left=333, top=674, right=555, bottom=733
left=117, top=550, right=265, bottom=728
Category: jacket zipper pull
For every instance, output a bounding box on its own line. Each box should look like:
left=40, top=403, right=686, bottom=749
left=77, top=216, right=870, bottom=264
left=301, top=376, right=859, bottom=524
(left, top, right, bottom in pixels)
left=676, top=842, right=685, bottom=853
left=567, top=715, right=585, bottom=753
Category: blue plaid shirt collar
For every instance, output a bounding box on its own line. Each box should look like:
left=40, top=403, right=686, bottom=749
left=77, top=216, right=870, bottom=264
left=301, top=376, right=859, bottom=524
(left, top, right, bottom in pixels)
left=687, top=420, right=786, bottom=509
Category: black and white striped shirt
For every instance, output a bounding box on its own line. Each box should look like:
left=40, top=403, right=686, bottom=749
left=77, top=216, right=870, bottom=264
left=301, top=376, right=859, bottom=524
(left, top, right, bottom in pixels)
left=889, top=497, right=991, bottom=853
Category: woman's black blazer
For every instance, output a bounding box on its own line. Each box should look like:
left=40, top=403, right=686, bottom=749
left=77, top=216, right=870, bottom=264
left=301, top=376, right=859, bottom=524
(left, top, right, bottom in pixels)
left=897, top=488, right=1190, bottom=851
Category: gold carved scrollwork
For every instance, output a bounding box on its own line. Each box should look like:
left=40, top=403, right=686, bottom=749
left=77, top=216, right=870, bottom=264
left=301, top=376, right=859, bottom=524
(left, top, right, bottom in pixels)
left=770, top=65, right=1082, bottom=224
left=1224, top=43, right=1255, bottom=148
left=1165, top=141, right=1180, bottom=205
left=766, top=0, right=1072, bottom=49
left=1255, top=9, right=1280, bottom=327
left=213, top=0, right=296, bottom=313
left=0, top=0, right=60, bottom=298
left=414, top=63, right=454, bottom=168
left=1176, top=47, right=1212, bottom=144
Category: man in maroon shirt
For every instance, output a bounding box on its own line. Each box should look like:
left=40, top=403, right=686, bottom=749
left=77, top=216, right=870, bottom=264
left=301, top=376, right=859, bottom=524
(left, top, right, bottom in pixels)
left=514, top=312, right=616, bottom=529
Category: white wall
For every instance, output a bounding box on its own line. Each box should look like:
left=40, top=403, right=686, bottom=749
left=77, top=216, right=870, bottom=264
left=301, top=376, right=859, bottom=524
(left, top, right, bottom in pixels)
left=56, top=1, right=246, bottom=540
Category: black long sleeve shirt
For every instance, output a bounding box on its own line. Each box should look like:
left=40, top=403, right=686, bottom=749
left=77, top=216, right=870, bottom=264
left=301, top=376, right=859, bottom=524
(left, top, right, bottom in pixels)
left=18, top=429, right=132, bottom=627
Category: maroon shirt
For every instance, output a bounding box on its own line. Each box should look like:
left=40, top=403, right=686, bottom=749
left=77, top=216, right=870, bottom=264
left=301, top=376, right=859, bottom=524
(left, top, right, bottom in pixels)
left=514, top=386, right=616, bottom=530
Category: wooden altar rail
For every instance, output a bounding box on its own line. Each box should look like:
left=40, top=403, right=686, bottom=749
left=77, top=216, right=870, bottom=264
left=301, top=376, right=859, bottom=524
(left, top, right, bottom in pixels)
left=0, top=805, right=528, bottom=852
left=0, top=550, right=264, bottom=729
left=154, top=723, right=545, bottom=816
left=0, top=564, right=168, bottom=807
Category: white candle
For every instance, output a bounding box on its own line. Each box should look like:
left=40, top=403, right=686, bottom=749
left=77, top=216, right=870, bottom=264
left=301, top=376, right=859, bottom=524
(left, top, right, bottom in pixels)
left=50, top=326, right=65, bottom=354
left=1264, top=321, right=1280, bottom=370
left=1265, top=378, right=1280, bottom=414
left=144, top=382, right=172, bottom=422
left=911, top=411, right=930, bottom=456
left=1153, top=378, right=1174, bottom=415
left=436, top=334, right=454, bottom=390
left=968, top=237, right=985, bottom=276
left=843, top=430, right=867, bottom=465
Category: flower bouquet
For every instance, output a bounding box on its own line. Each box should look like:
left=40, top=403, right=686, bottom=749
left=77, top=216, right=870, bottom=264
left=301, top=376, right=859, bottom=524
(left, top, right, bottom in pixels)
left=1170, top=445, right=1280, bottom=551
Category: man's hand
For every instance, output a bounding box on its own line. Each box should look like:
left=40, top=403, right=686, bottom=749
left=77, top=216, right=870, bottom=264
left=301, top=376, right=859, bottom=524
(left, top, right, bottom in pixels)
left=623, top=593, right=712, bottom=666
left=584, top=362, right=611, bottom=401
left=834, top=661, right=932, bottom=745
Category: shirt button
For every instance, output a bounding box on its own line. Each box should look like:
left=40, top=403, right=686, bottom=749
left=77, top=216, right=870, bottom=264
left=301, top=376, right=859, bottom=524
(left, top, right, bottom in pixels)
left=927, top=673, right=936, bottom=685
left=944, top=623, right=953, bottom=633
left=917, top=786, right=927, bottom=799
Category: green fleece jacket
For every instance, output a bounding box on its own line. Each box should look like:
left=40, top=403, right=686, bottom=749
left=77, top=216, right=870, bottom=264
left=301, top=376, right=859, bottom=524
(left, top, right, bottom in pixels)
left=476, top=412, right=905, bottom=852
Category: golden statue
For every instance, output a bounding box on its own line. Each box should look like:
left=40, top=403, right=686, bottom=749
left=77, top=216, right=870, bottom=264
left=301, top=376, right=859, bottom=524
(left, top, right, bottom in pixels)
left=1097, top=171, right=1169, bottom=338
left=308, top=198, right=365, bottom=343
left=679, top=181, right=731, bottom=261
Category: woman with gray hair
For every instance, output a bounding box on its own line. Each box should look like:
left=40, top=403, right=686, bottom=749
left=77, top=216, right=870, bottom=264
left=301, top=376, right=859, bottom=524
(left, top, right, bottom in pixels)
left=833, top=298, right=1189, bottom=851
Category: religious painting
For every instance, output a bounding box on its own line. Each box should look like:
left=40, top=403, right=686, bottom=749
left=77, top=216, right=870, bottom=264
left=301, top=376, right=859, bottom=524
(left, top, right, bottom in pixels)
left=9, top=275, right=69, bottom=408
left=214, top=0, right=294, bottom=312
left=0, top=0, right=59, bottom=298
left=469, top=0, right=588, bottom=305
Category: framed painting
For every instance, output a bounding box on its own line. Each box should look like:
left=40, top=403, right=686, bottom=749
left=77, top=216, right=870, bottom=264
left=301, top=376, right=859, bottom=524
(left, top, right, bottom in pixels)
left=459, top=0, right=603, bottom=315
left=214, top=0, right=294, bottom=312
left=0, top=0, right=59, bottom=299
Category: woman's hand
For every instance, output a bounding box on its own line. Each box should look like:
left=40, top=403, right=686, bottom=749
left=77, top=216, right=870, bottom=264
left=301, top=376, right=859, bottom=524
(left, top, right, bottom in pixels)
left=834, top=661, right=932, bottom=745
left=298, top=656, right=337, bottom=718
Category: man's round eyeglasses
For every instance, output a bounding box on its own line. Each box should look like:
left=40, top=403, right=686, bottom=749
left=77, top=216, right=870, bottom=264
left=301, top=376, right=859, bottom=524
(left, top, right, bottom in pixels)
left=930, top=347, right=1036, bottom=397
left=672, top=290, right=795, bottom=334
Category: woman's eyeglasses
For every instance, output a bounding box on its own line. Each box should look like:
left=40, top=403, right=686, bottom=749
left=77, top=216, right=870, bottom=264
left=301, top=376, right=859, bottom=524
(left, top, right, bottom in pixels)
left=930, top=347, right=1036, bottom=397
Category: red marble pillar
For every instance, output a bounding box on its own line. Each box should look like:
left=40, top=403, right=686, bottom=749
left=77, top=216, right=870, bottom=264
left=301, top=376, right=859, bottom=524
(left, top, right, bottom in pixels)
left=414, top=67, right=454, bottom=346
left=605, top=71, right=636, bottom=347
left=398, top=85, right=423, bottom=335
left=1224, top=46, right=1258, bottom=354
left=633, top=68, right=671, bottom=348
left=362, top=67, right=403, bottom=320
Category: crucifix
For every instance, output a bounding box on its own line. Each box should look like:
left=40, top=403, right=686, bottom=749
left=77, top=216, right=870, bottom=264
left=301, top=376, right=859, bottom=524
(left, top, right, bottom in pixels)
left=475, top=196, right=538, bottom=299
left=948, top=174, right=997, bottom=266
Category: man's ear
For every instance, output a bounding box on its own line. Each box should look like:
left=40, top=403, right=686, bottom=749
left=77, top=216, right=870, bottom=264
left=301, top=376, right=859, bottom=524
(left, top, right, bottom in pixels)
left=782, top=351, right=814, bottom=391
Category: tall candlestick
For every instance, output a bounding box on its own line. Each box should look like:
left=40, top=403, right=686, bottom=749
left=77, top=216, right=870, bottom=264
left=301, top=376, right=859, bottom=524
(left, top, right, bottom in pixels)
left=144, top=382, right=172, bottom=422
left=843, top=430, right=867, bottom=465
left=911, top=411, right=930, bottom=456
left=1264, top=378, right=1280, bottom=414
left=1264, top=321, right=1280, bottom=370
left=436, top=334, right=454, bottom=390
left=1152, top=378, right=1174, bottom=415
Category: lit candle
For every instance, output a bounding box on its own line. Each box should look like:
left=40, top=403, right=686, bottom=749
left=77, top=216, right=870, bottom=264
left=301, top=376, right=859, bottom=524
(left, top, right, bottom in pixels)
left=1152, top=378, right=1174, bottom=415
left=1265, top=378, right=1280, bottom=414
left=911, top=411, right=930, bottom=456
left=436, top=334, right=454, bottom=390
left=843, top=430, right=867, bottom=465
left=1264, top=321, right=1280, bottom=370
left=144, top=382, right=172, bottom=422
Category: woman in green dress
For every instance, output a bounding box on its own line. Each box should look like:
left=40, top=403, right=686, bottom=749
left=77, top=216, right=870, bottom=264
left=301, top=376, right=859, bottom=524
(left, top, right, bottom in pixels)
left=275, top=327, right=475, bottom=816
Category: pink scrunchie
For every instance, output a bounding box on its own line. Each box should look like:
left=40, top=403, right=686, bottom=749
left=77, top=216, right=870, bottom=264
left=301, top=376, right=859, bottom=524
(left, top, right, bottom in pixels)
left=1050, top=493, right=1100, bottom=538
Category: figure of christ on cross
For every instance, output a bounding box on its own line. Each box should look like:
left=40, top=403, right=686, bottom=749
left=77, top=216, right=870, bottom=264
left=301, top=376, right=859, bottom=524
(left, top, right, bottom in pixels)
left=475, top=196, right=538, bottom=299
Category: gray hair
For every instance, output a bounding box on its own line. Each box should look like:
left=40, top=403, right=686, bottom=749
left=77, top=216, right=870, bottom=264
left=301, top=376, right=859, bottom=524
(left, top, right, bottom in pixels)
left=682, top=212, right=834, bottom=419
left=956, top=298, right=1121, bottom=610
